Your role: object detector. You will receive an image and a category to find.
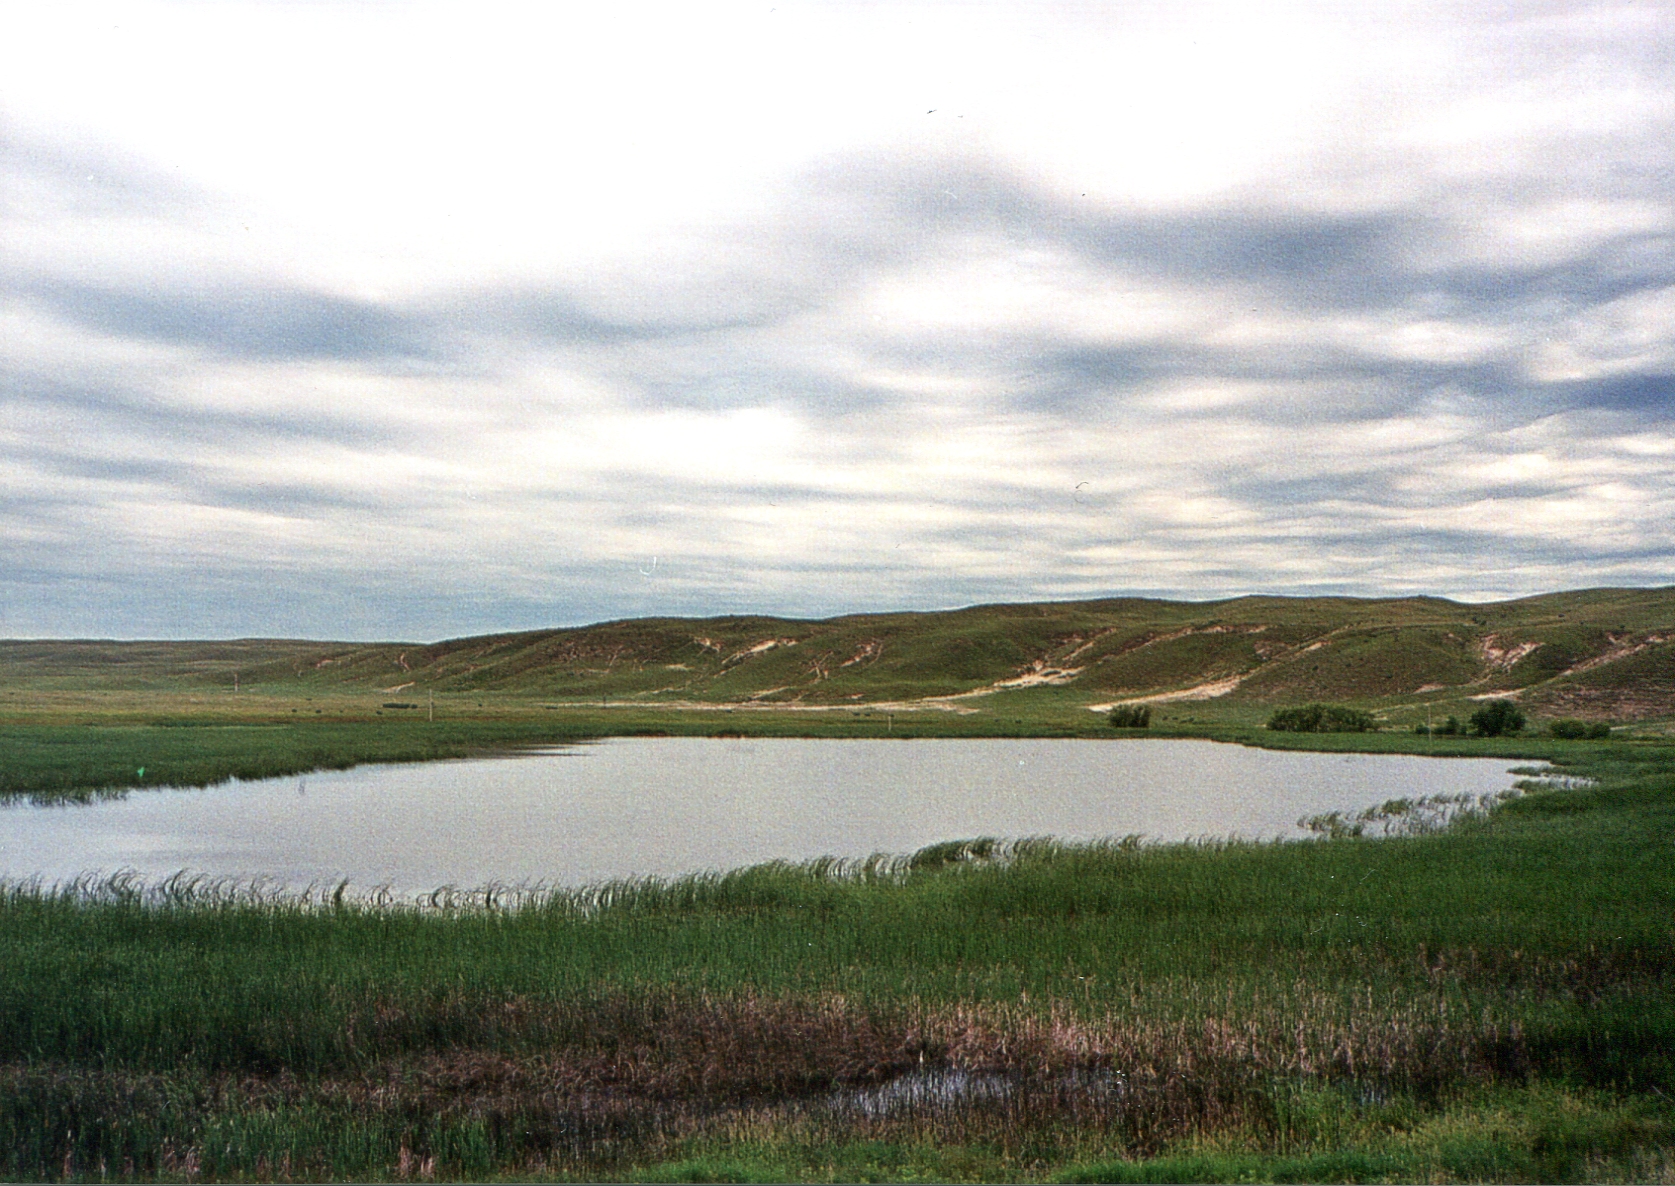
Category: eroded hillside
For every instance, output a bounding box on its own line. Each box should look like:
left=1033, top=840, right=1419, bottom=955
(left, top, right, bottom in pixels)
left=5, top=588, right=1673, bottom=721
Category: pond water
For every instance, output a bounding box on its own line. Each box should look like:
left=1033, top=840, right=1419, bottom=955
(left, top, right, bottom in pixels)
left=0, top=738, right=1523, bottom=895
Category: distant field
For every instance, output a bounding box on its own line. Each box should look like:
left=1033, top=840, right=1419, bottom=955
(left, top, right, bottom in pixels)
left=4, top=586, right=1673, bottom=727
left=3, top=587, right=1671, bottom=803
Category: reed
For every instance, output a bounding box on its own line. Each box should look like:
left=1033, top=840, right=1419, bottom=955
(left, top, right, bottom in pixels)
left=1, top=744, right=1672, bottom=1180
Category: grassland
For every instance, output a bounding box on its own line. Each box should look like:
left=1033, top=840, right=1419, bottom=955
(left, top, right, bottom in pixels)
left=6, top=585, right=1675, bottom=719
left=3, top=587, right=1672, bottom=805
left=2, top=588, right=1673, bottom=1180
left=1, top=739, right=1673, bottom=1181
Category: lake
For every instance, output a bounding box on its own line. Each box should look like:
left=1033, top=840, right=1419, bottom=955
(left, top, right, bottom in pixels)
left=0, top=738, right=1524, bottom=895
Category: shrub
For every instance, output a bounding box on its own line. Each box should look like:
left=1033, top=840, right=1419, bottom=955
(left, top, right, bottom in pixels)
left=1266, top=704, right=1376, bottom=733
left=1468, top=700, right=1526, bottom=737
left=1549, top=719, right=1611, bottom=740
left=1108, top=705, right=1151, bottom=729
left=1414, top=715, right=1461, bottom=736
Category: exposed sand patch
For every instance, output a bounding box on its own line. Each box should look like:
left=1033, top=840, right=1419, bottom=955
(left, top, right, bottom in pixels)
left=1478, top=635, right=1542, bottom=670
left=540, top=698, right=982, bottom=715
left=1086, top=674, right=1247, bottom=712
left=1060, top=628, right=1122, bottom=663
left=839, top=640, right=884, bottom=667
left=721, top=638, right=799, bottom=667
left=993, top=665, right=1085, bottom=689
left=1560, top=632, right=1671, bottom=677
left=747, top=685, right=796, bottom=700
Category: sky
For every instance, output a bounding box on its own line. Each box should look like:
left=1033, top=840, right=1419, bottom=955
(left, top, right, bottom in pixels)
left=3, top=0, right=1674, bottom=640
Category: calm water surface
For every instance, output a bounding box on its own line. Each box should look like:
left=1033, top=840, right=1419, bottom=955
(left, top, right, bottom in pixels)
left=0, top=738, right=1522, bottom=894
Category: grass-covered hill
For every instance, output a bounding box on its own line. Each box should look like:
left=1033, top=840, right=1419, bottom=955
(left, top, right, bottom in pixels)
left=4, top=586, right=1673, bottom=723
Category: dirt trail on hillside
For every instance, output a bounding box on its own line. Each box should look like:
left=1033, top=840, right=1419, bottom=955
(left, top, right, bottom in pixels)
left=1084, top=675, right=1248, bottom=712
left=539, top=698, right=982, bottom=715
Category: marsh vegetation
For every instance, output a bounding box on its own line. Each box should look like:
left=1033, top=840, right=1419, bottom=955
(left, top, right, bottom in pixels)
left=1, top=740, right=1672, bottom=1181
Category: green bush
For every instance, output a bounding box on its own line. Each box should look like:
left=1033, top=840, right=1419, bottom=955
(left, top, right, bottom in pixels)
left=1266, top=704, right=1376, bottom=733
left=1107, top=705, right=1151, bottom=729
left=1469, top=699, right=1526, bottom=737
left=1550, top=718, right=1611, bottom=740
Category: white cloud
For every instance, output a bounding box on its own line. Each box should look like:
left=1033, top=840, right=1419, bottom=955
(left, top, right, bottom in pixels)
left=1530, top=286, right=1675, bottom=382
left=2, top=1, right=1673, bottom=637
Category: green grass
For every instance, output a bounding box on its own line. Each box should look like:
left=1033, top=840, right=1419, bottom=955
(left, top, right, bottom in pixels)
left=3, top=587, right=1673, bottom=1178
left=0, top=718, right=609, bottom=802
left=4, top=584, right=1671, bottom=809
left=6, top=587, right=1675, bottom=730
left=1, top=739, right=1673, bottom=1180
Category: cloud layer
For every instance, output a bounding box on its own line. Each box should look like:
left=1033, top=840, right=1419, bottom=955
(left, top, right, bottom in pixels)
left=3, top=1, right=1673, bottom=638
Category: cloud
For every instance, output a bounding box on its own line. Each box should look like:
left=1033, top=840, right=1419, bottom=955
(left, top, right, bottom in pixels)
left=10, top=278, right=437, bottom=363
left=0, top=135, right=205, bottom=220
left=1, top=1, right=1673, bottom=637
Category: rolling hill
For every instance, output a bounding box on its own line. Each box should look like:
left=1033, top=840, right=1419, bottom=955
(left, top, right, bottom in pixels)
left=5, top=587, right=1673, bottom=724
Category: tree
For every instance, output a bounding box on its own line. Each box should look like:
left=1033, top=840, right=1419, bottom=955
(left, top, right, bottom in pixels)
left=1468, top=699, right=1525, bottom=737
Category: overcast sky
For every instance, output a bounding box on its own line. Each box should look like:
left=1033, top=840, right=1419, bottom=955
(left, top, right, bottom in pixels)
left=4, top=1, right=1673, bottom=639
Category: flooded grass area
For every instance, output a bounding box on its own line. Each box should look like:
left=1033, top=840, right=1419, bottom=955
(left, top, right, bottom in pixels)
left=1, top=741, right=1673, bottom=1180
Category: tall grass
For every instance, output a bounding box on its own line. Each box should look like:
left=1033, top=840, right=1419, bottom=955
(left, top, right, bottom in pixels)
left=0, top=720, right=608, bottom=803
left=1, top=744, right=1673, bottom=1179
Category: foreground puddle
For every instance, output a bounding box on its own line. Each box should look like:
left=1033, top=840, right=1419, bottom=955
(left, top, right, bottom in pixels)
left=828, top=1066, right=1123, bottom=1119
